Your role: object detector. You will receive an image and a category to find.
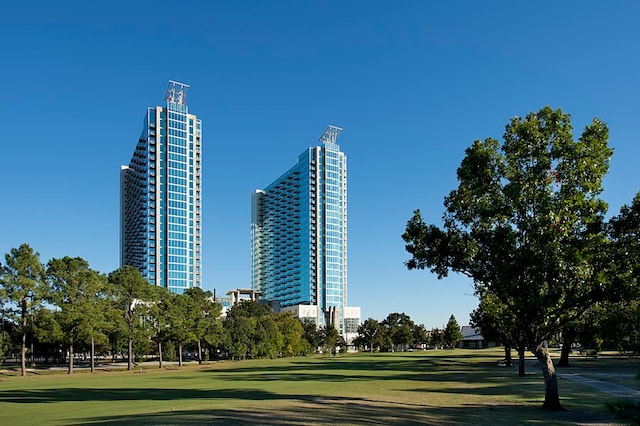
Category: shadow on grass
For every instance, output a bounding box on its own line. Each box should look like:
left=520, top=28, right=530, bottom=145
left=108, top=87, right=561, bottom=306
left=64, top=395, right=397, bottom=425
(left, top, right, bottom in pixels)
left=192, top=356, right=532, bottom=389
left=74, top=396, right=614, bottom=425
left=198, top=354, right=497, bottom=384
left=0, top=388, right=302, bottom=404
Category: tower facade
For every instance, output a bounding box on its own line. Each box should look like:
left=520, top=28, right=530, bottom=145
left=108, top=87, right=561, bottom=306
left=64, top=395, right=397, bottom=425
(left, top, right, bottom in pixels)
left=252, top=125, right=358, bottom=335
left=120, top=81, right=202, bottom=293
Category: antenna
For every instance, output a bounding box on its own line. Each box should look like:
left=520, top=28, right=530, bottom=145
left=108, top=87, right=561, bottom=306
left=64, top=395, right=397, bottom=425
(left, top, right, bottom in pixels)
left=165, top=80, right=190, bottom=105
left=319, top=125, right=343, bottom=144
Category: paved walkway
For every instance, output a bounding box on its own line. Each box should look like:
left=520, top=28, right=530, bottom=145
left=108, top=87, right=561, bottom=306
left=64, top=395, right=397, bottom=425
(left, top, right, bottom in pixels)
left=559, top=373, right=640, bottom=399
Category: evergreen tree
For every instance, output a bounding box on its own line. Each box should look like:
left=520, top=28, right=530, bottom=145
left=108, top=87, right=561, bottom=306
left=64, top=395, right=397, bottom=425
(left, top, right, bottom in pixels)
left=443, top=314, right=463, bottom=349
left=46, top=256, right=107, bottom=374
left=0, top=244, right=46, bottom=376
left=108, top=266, right=154, bottom=370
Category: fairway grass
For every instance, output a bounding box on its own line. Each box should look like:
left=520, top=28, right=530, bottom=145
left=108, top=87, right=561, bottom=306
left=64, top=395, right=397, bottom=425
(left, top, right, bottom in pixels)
left=0, top=349, right=628, bottom=425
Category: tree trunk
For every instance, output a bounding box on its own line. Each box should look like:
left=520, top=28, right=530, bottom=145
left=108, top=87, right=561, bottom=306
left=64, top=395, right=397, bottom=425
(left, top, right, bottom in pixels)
left=558, top=329, right=576, bottom=368
left=90, top=337, right=95, bottom=374
left=20, top=298, right=27, bottom=377
left=558, top=340, right=572, bottom=368
left=504, top=346, right=512, bottom=366
left=198, top=340, right=203, bottom=364
left=534, top=343, right=564, bottom=411
left=178, top=342, right=183, bottom=367
left=518, top=346, right=526, bottom=376
left=158, top=340, right=163, bottom=369
left=68, top=341, right=74, bottom=375
left=128, top=337, right=133, bottom=370
left=30, top=317, right=35, bottom=368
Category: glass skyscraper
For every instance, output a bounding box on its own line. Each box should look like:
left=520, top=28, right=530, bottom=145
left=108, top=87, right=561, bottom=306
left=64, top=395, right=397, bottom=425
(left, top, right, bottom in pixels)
left=120, top=81, right=202, bottom=293
left=252, top=126, right=359, bottom=335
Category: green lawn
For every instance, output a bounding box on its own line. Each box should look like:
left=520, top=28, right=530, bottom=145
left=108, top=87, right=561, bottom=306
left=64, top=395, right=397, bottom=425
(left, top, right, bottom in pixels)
left=0, top=349, right=629, bottom=425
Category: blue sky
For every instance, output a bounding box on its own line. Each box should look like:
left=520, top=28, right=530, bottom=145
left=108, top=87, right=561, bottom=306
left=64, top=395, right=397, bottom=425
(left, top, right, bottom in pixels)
left=1, top=1, right=639, bottom=329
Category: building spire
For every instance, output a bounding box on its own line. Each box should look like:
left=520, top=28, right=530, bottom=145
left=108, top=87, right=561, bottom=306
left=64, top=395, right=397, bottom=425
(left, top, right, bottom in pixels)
left=165, top=80, right=190, bottom=105
left=319, top=125, right=343, bottom=145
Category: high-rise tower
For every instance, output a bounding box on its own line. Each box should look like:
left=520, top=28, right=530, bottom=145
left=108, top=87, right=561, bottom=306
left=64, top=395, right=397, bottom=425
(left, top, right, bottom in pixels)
left=121, top=81, right=202, bottom=293
left=251, top=125, right=359, bottom=336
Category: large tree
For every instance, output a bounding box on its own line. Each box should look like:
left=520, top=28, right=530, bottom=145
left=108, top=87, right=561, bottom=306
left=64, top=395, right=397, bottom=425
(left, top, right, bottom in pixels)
left=274, top=312, right=306, bottom=357
left=148, top=285, right=172, bottom=368
left=167, top=293, right=196, bottom=367
left=403, top=107, right=613, bottom=410
left=381, top=312, right=415, bottom=352
left=354, top=318, right=383, bottom=352
left=319, top=325, right=340, bottom=356
left=108, top=266, right=154, bottom=370
left=412, top=323, right=429, bottom=348
left=223, top=301, right=280, bottom=359
left=46, top=256, right=107, bottom=374
left=203, top=308, right=225, bottom=360
left=0, top=244, right=46, bottom=376
left=184, top=287, right=221, bottom=364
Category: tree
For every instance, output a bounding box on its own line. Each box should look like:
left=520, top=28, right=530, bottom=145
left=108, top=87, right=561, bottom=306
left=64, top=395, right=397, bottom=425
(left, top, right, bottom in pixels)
left=274, top=312, right=306, bottom=356
left=254, top=311, right=281, bottom=359
left=301, top=318, right=322, bottom=353
left=0, top=244, right=46, bottom=376
left=223, top=301, right=280, bottom=360
left=403, top=107, right=613, bottom=410
left=224, top=314, right=252, bottom=360
left=167, top=293, right=196, bottom=367
left=320, top=326, right=339, bottom=356
left=381, top=312, right=415, bottom=352
left=609, top=192, right=640, bottom=303
left=429, top=328, right=444, bottom=349
left=46, top=256, right=107, bottom=374
left=470, top=292, right=523, bottom=370
left=354, top=318, right=383, bottom=352
left=203, top=309, right=225, bottom=360
left=185, top=287, right=221, bottom=364
left=108, top=266, right=154, bottom=370
left=32, top=305, right=64, bottom=363
left=591, top=300, right=640, bottom=353
left=148, top=286, right=172, bottom=368
left=412, top=323, right=428, bottom=348
left=557, top=319, right=581, bottom=368
left=588, top=193, right=640, bottom=355
left=443, top=314, right=463, bottom=349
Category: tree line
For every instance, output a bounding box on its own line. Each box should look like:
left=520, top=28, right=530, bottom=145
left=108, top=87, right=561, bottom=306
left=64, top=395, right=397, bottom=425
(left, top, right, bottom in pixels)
left=402, top=106, right=640, bottom=410
left=0, top=248, right=351, bottom=377
left=353, top=312, right=463, bottom=352
left=1, top=247, right=463, bottom=377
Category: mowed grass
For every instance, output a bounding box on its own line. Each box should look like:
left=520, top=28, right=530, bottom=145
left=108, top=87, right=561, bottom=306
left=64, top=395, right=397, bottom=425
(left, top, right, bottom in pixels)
left=0, top=349, right=629, bottom=425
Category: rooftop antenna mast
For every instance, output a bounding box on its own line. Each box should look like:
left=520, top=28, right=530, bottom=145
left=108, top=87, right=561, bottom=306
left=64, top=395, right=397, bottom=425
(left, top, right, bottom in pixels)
left=165, top=80, right=190, bottom=105
left=319, top=125, right=343, bottom=144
